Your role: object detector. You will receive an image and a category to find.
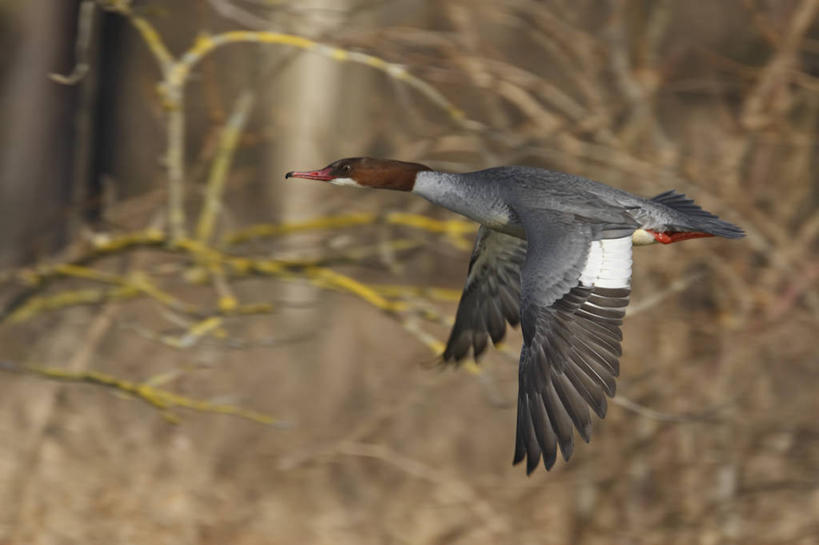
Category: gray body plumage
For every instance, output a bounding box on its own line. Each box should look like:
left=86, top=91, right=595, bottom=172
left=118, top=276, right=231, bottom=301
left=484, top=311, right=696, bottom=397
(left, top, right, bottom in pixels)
left=415, top=166, right=742, bottom=240
left=413, top=165, right=743, bottom=474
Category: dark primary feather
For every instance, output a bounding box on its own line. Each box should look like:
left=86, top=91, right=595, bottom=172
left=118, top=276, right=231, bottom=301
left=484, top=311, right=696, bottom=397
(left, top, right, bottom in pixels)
left=442, top=227, right=527, bottom=362
left=651, top=190, right=745, bottom=238
left=514, top=286, right=629, bottom=473
left=512, top=213, right=630, bottom=474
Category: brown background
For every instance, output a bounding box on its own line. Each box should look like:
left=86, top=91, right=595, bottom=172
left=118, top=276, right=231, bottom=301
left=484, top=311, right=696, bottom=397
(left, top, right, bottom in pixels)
left=0, top=1, right=817, bottom=543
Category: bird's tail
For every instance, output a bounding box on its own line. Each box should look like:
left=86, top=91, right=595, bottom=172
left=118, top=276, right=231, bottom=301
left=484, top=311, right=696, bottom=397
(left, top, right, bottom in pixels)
left=650, top=190, right=745, bottom=239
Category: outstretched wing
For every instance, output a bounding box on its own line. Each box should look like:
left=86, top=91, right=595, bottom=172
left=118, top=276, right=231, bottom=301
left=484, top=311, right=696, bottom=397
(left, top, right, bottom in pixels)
left=442, top=226, right=527, bottom=362
left=514, top=214, right=632, bottom=474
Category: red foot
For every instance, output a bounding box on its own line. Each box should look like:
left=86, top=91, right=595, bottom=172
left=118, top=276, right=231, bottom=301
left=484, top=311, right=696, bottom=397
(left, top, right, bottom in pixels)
left=646, top=230, right=714, bottom=244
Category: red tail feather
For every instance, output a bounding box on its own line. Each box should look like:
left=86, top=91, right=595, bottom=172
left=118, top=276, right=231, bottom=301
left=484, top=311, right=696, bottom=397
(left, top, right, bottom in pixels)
left=647, top=230, right=714, bottom=244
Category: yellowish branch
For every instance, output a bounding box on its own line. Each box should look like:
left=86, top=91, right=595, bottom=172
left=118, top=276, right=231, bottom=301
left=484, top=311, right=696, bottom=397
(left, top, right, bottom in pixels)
left=304, top=267, right=408, bottom=313
left=22, top=264, right=198, bottom=316
left=224, top=212, right=476, bottom=246
left=10, top=362, right=278, bottom=426
left=100, top=1, right=185, bottom=239
left=101, top=0, right=174, bottom=72
left=171, top=31, right=473, bottom=127
left=97, top=4, right=481, bottom=246
left=87, top=228, right=167, bottom=254
left=166, top=98, right=187, bottom=241
left=17, top=1, right=509, bottom=426
left=371, top=284, right=462, bottom=303
left=196, top=91, right=255, bottom=244
left=6, top=286, right=139, bottom=323
left=224, top=213, right=377, bottom=245
left=50, top=0, right=95, bottom=85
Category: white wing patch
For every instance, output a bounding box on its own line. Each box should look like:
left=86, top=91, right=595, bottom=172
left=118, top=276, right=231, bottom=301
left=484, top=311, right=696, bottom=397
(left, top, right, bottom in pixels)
left=579, top=236, right=632, bottom=289
left=579, top=240, right=603, bottom=286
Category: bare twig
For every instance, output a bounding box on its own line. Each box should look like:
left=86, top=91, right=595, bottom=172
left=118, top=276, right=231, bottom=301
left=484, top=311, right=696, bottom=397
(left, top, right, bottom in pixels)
left=335, top=441, right=510, bottom=536
left=224, top=211, right=475, bottom=246
left=50, top=0, right=95, bottom=85
left=98, top=1, right=485, bottom=243
left=627, top=272, right=705, bottom=317
left=1, top=359, right=281, bottom=426
left=741, top=0, right=819, bottom=129
left=196, top=90, right=255, bottom=244
left=169, top=31, right=478, bottom=128
left=612, top=395, right=727, bottom=423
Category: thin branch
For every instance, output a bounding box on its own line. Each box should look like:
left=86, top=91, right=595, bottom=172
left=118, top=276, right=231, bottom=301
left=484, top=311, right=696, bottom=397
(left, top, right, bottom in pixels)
left=101, top=0, right=173, bottom=71
left=224, top=211, right=475, bottom=245
left=335, top=441, right=510, bottom=536
left=196, top=91, right=255, bottom=244
left=98, top=2, right=486, bottom=245
left=612, top=395, right=727, bottom=423
left=5, top=286, right=140, bottom=323
left=165, top=95, right=188, bottom=241
left=1, top=213, right=470, bottom=326
left=50, top=0, right=96, bottom=85
left=2, top=360, right=282, bottom=426
left=741, top=0, right=819, bottom=129
left=170, top=31, right=480, bottom=129
left=626, top=272, right=704, bottom=317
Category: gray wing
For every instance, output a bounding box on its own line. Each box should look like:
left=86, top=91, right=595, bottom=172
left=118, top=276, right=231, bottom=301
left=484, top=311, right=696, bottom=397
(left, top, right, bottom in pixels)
left=442, top=226, right=527, bottom=362
left=514, top=212, right=632, bottom=474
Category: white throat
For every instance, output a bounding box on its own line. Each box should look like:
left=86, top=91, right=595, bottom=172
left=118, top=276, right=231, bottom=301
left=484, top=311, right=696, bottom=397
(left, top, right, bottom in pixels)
left=330, top=177, right=361, bottom=187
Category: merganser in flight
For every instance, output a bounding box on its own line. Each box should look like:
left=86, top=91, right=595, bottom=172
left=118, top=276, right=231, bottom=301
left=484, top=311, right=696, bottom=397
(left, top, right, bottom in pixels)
left=286, top=158, right=744, bottom=474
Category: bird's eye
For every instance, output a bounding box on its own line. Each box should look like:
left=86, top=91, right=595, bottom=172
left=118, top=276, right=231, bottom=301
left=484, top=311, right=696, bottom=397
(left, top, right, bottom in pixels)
left=344, top=164, right=352, bottom=173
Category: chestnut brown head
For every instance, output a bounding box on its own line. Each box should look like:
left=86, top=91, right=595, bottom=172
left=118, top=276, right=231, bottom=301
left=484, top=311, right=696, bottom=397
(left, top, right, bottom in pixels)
left=286, top=157, right=432, bottom=191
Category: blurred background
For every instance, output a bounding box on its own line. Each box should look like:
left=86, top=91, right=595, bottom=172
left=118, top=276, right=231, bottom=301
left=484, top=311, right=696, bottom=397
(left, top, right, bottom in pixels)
left=0, top=0, right=817, bottom=543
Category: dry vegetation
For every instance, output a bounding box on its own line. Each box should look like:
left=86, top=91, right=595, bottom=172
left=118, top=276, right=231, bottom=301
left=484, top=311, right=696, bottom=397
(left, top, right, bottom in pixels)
left=0, top=0, right=817, bottom=543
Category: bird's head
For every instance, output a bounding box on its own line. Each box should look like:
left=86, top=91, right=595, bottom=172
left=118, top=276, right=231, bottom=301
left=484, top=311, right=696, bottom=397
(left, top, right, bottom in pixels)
left=285, top=157, right=431, bottom=191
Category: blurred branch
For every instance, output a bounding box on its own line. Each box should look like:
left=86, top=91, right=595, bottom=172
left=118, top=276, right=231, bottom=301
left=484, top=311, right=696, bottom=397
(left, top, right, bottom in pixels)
left=99, top=3, right=182, bottom=239
left=335, top=441, right=510, bottom=535
left=5, top=1, right=815, bottom=537
left=101, top=1, right=174, bottom=70
left=196, top=91, right=255, bottom=244
left=0, top=199, right=483, bottom=384
left=0, top=228, right=478, bottom=422
left=741, top=0, right=819, bottom=129
left=171, top=30, right=478, bottom=128
left=304, top=266, right=407, bottom=312
left=0, top=360, right=280, bottom=426
left=207, top=0, right=273, bottom=29
left=0, top=212, right=474, bottom=328
left=612, top=395, right=726, bottom=423
left=627, top=272, right=704, bottom=317
left=17, top=264, right=198, bottom=316
left=5, top=286, right=140, bottom=323
left=606, top=0, right=675, bottom=157
left=371, top=284, right=461, bottom=303
left=224, top=211, right=476, bottom=246
left=99, top=0, right=483, bottom=243
left=207, top=0, right=390, bottom=27
left=49, top=0, right=95, bottom=85
left=165, top=95, right=188, bottom=241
